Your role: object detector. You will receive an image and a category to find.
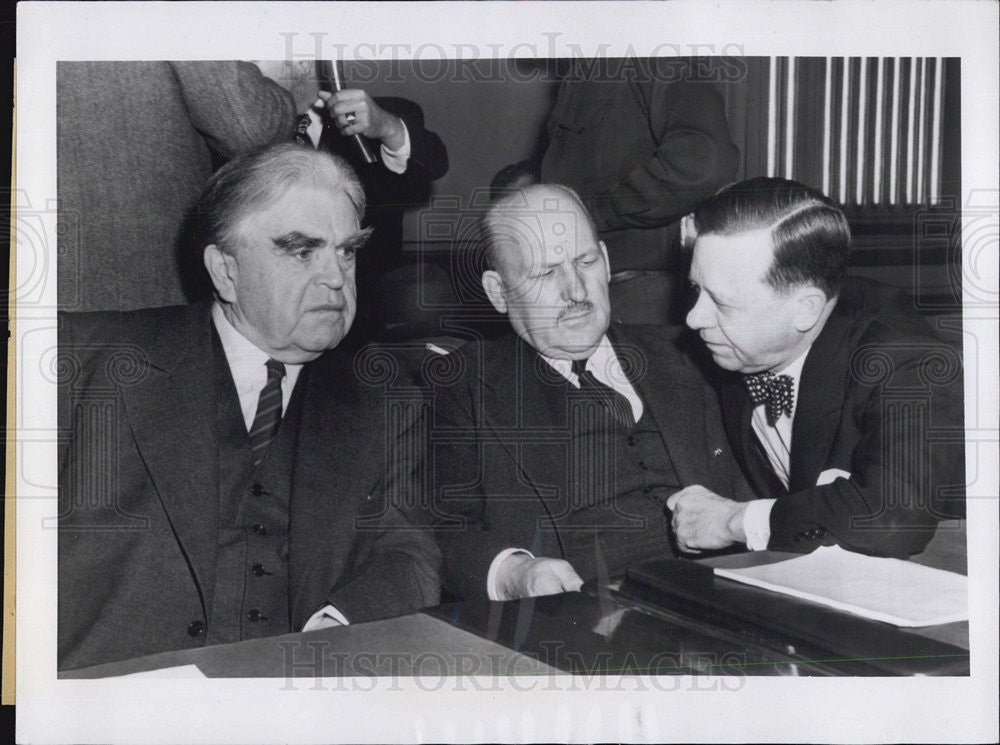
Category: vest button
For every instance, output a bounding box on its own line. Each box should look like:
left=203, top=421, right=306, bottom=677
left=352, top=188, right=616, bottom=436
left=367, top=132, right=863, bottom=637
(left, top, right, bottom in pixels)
left=248, top=609, right=265, bottom=622
left=638, top=460, right=647, bottom=470
left=253, top=524, right=267, bottom=535
left=642, top=486, right=652, bottom=494
left=187, top=620, right=205, bottom=637
left=250, top=483, right=265, bottom=496
left=627, top=435, right=636, bottom=447
left=252, top=563, right=267, bottom=577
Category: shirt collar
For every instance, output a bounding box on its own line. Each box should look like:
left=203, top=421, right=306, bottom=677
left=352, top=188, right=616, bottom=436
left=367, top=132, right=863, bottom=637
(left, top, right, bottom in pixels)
left=773, top=344, right=812, bottom=384
left=539, top=335, right=617, bottom=383
left=211, top=302, right=304, bottom=390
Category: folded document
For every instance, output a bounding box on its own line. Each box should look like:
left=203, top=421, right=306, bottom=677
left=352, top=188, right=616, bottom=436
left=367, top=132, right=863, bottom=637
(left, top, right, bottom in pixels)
left=714, top=546, right=968, bottom=627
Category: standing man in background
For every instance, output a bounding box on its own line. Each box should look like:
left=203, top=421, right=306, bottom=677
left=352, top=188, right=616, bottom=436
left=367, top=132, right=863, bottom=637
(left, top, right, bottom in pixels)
left=257, top=60, right=449, bottom=340
left=540, top=57, right=739, bottom=324
left=58, top=61, right=298, bottom=311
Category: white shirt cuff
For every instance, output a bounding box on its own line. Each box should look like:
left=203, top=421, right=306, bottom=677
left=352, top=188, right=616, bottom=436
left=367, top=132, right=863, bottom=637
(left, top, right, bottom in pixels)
left=302, top=604, right=350, bottom=631
left=743, top=499, right=777, bottom=551
left=380, top=120, right=411, bottom=173
left=486, top=548, right=534, bottom=601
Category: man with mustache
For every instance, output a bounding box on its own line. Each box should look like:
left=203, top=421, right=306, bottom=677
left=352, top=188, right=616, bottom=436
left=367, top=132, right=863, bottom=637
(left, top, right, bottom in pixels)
left=58, top=144, right=440, bottom=671
left=430, top=184, right=751, bottom=600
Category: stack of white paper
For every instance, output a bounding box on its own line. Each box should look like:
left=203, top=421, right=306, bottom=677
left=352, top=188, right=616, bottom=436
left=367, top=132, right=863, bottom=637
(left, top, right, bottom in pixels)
left=714, top=545, right=968, bottom=627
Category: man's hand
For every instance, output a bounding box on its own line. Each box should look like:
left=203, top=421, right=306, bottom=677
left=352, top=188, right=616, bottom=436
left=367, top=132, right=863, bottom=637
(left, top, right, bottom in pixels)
left=666, top=485, right=748, bottom=553
left=318, top=89, right=406, bottom=150
left=494, top=554, right=583, bottom=601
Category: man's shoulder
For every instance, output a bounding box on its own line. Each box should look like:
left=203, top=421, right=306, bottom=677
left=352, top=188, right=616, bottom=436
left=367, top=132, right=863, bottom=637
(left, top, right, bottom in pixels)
left=609, top=322, right=713, bottom=382
left=832, top=277, right=946, bottom=350
left=60, top=303, right=209, bottom=351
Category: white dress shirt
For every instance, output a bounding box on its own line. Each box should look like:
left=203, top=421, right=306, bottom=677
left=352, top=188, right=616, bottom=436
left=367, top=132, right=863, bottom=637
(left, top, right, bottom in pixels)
left=211, top=303, right=348, bottom=629
left=742, top=347, right=811, bottom=551
left=486, top=336, right=642, bottom=599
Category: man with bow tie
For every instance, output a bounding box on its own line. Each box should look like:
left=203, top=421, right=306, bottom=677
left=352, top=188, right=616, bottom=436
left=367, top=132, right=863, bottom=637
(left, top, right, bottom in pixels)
left=669, top=177, right=965, bottom=557
left=429, top=184, right=752, bottom=601
left=58, top=144, right=440, bottom=671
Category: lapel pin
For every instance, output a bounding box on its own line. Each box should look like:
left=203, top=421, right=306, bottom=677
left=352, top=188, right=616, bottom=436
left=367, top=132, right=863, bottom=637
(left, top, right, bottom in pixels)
left=713, top=448, right=723, bottom=457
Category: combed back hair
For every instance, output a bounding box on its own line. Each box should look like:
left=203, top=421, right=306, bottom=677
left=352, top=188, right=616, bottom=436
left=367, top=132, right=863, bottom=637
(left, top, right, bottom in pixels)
left=480, top=183, right=597, bottom=273
left=692, top=177, right=851, bottom=298
left=178, top=143, right=365, bottom=297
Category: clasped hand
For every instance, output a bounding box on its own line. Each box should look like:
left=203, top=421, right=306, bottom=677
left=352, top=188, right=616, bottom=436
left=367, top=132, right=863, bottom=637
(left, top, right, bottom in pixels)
left=317, top=89, right=406, bottom=150
left=666, top=485, right=748, bottom=553
left=494, top=553, right=583, bottom=602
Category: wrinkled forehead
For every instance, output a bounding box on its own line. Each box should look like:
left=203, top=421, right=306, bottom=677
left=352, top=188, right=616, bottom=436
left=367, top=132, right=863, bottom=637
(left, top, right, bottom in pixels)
left=492, top=197, right=597, bottom=271
left=692, top=228, right=775, bottom=286
left=229, top=179, right=357, bottom=245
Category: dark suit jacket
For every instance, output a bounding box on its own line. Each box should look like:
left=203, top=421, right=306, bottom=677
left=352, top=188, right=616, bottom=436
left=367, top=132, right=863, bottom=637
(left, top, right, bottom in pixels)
left=430, top=324, right=753, bottom=600
left=717, top=277, right=965, bottom=558
left=58, top=303, right=440, bottom=670
left=319, top=96, right=448, bottom=281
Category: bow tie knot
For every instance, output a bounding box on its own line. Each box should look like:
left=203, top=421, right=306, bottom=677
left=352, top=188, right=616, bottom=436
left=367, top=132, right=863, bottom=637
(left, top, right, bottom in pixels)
left=743, top=370, right=794, bottom=426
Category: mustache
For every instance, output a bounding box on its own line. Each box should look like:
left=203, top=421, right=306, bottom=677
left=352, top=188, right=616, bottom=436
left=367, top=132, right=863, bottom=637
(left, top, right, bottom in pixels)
left=558, top=301, right=594, bottom=321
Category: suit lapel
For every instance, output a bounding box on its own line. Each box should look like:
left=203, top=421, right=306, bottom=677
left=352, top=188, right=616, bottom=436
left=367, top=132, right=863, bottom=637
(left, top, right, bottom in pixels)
left=287, top=350, right=381, bottom=623
left=118, top=305, right=219, bottom=610
left=482, top=336, right=568, bottom=494
left=788, top=309, right=852, bottom=492
left=610, top=327, right=729, bottom=492
left=718, top=378, right=780, bottom=496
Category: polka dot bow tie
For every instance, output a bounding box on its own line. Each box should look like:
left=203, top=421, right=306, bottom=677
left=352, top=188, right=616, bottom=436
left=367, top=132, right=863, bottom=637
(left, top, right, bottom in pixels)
left=743, top=371, right=794, bottom=426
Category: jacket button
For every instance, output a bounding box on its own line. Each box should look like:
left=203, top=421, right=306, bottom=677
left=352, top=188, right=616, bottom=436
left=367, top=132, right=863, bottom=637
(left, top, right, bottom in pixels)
left=248, top=609, right=265, bottom=622
left=187, top=620, right=205, bottom=637
left=252, top=563, right=267, bottom=577
left=253, top=524, right=267, bottom=535
left=250, top=483, right=265, bottom=496
left=642, top=485, right=652, bottom=494
left=637, top=460, right=647, bottom=470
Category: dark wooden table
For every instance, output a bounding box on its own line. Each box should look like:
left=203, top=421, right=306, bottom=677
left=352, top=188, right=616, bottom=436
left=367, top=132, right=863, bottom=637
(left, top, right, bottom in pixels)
left=63, top=521, right=968, bottom=679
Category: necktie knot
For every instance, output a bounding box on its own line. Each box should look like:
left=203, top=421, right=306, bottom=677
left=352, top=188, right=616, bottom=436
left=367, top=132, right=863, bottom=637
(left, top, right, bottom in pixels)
left=743, top=370, right=794, bottom=426
left=294, top=113, right=314, bottom=147
left=571, top=357, right=635, bottom=428
left=265, top=358, right=286, bottom=383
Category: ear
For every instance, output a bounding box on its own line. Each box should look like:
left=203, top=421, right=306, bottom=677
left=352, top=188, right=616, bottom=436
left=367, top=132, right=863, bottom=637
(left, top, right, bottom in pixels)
left=598, top=240, right=611, bottom=282
left=792, top=287, right=828, bottom=332
left=203, top=244, right=238, bottom=304
left=481, top=270, right=508, bottom=314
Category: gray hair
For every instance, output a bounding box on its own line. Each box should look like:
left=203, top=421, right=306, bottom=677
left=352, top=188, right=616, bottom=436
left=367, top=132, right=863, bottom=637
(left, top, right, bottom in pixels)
left=179, top=143, right=365, bottom=296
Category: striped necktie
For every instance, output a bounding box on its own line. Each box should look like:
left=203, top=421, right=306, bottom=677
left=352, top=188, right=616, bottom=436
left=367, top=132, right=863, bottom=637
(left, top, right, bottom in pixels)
left=571, top=358, right=636, bottom=429
left=248, top=359, right=286, bottom=466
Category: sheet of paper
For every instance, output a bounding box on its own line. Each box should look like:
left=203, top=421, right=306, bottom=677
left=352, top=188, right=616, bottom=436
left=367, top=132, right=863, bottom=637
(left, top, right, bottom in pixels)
left=714, top=546, right=968, bottom=627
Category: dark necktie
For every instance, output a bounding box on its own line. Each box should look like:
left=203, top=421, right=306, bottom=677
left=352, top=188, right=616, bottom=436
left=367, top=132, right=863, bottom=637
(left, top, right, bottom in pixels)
left=248, top=359, right=286, bottom=466
left=295, top=113, right=314, bottom=147
left=743, top=370, right=794, bottom=427
left=571, top=358, right=636, bottom=429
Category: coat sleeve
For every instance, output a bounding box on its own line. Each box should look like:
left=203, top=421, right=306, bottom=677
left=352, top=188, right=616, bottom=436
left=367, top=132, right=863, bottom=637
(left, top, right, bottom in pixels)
left=585, top=80, right=739, bottom=233
left=323, top=411, right=443, bottom=623
left=170, top=61, right=298, bottom=159
left=426, top=370, right=513, bottom=601
left=768, top=331, right=965, bottom=558
left=373, top=96, right=450, bottom=181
